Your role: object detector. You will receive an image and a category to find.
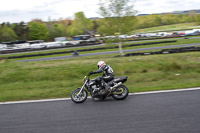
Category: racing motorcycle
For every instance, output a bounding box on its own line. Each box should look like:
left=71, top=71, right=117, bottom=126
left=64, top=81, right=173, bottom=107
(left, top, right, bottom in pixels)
left=71, top=74, right=129, bottom=103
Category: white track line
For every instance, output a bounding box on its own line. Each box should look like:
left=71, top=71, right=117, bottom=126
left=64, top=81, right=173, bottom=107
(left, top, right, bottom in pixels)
left=129, top=87, right=200, bottom=95
left=0, top=87, right=200, bottom=105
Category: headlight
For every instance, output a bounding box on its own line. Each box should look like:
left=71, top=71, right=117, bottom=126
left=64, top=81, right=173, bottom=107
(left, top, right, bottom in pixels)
left=83, top=76, right=87, bottom=82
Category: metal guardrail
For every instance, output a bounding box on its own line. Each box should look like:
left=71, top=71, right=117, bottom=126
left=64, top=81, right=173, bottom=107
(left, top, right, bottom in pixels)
left=123, top=47, right=200, bottom=57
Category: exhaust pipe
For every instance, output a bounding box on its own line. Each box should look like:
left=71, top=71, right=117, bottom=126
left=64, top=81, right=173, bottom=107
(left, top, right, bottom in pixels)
left=107, top=82, right=123, bottom=97
left=112, top=82, right=122, bottom=89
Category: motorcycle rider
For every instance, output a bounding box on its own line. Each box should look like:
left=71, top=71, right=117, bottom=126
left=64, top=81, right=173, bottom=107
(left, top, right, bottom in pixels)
left=88, top=61, right=114, bottom=93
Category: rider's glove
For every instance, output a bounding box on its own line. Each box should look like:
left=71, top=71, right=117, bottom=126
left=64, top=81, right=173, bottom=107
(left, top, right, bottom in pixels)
left=88, top=71, right=94, bottom=76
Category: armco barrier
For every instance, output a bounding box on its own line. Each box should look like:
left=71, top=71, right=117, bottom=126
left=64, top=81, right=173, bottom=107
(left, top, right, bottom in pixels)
left=124, top=40, right=177, bottom=48
left=123, top=47, right=200, bottom=57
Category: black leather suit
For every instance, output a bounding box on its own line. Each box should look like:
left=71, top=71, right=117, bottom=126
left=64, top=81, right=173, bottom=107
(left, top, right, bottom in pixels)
left=92, top=65, right=114, bottom=90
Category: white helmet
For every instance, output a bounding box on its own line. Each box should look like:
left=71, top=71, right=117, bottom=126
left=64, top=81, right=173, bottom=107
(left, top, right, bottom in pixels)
left=97, top=61, right=106, bottom=69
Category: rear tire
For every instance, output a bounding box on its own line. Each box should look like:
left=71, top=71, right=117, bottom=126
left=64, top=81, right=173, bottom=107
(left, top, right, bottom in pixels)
left=71, top=88, right=88, bottom=103
left=112, top=85, right=129, bottom=100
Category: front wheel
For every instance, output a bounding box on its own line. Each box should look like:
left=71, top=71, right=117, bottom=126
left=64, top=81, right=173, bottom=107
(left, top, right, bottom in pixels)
left=112, top=85, right=129, bottom=100
left=71, top=88, right=88, bottom=103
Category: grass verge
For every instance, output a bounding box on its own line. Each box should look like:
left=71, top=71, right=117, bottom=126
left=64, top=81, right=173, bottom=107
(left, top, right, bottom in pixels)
left=0, top=52, right=200, bottom=102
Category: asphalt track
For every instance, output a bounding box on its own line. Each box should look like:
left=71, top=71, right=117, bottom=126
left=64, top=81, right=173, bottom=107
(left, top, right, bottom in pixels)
left=0, top=89, right=200, bottom=133
left=18, top=43, right=200, bottom=62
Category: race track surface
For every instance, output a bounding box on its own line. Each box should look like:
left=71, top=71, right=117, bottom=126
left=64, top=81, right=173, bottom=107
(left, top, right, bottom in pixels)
left=0, top=89, right=200, bottom=133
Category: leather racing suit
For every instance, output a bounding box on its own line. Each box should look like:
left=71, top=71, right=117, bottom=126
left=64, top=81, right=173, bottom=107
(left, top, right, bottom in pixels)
left=92, top=65, right=114, bottom=91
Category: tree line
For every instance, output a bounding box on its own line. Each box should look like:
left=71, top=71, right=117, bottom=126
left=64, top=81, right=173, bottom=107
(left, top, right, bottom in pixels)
left=136, top=12, right=200, bottom=29
left=1, top=11, right=200, bottom=43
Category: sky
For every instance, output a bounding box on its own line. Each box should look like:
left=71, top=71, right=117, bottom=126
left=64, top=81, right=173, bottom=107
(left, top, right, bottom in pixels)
left=0, top=0, right=200, bottom=23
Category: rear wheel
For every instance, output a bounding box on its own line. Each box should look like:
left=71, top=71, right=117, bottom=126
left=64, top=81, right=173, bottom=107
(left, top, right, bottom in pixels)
left=112, top=85, right=129, bottom=100
left=71, top=88, right=88, bottom=103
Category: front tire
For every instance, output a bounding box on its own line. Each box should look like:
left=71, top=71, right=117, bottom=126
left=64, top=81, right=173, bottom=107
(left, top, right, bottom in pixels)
left=71, top=88, right=88, bottom=103
left=112, top=85, right=129, bottom=100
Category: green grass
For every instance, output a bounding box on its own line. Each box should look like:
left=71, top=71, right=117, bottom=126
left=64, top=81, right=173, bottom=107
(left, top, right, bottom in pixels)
left=0, top=52, right=200, bottom=102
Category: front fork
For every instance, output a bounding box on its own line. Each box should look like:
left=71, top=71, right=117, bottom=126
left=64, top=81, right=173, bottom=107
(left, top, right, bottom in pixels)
left=77, top=80, right=88, bottom=96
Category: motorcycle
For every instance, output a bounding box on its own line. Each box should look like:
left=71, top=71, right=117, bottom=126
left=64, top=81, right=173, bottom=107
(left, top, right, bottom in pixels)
left=71, top=74, right=129, bottom=103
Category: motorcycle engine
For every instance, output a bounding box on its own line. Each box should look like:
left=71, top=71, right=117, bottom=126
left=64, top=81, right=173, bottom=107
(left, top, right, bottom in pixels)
left=98, top=89, right=106, bottom=95
left=89, top=81, right=106, bottom=95
left=93, top=85, right=107, bottom=95
left=91, top=85, right=99, bottom=90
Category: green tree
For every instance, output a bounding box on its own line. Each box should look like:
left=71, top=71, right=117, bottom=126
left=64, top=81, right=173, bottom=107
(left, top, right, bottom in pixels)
left=67, top=12, right=94, bottom=36
left=11, top=21, right=29, bottom=40
left=98, top=0, right=136, bottom=55
left=48, top=23, right=66, bottom=41
left=57, top=19, right=72, bottom=37
left=93, top=20, right=100, bottom=31
left=52, top=24, right=66, bottom=38
left=153, top=15, right=162, bottom=26
left=98, top=17, right=118, bottom=35
left=0, top=25, right=17, bottom=42
left=195, top=14, right=200, bottom=25
left=28, top=21, right=50, bottom=41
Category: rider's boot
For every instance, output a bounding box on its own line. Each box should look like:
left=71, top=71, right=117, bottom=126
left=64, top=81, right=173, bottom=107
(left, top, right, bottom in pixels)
left=102, top=82, right=111, bottom=92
